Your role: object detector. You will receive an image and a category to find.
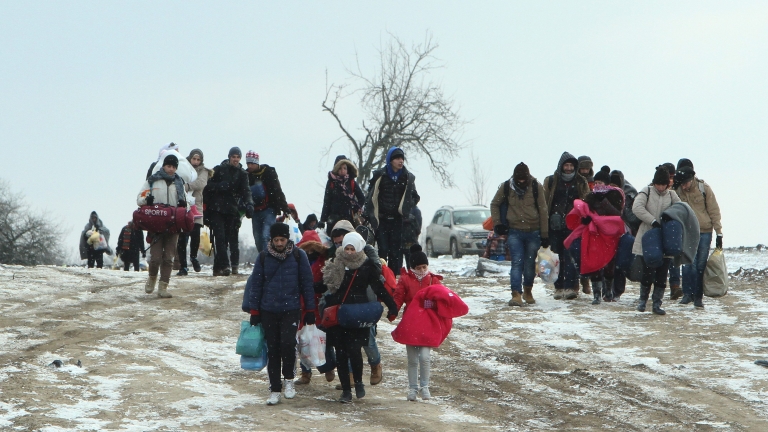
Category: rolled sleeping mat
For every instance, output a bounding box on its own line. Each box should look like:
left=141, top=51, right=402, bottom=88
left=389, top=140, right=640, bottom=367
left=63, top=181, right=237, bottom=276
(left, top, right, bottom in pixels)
left=615, top=233, right=636, bottom=273
left=662, top=219, right=683, bottom=257
left=642, top=227, right=664, bottom=269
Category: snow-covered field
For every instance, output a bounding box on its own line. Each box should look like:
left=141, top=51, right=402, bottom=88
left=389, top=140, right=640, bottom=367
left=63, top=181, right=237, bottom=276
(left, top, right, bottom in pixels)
left=1, top=247, right=768, bottom=430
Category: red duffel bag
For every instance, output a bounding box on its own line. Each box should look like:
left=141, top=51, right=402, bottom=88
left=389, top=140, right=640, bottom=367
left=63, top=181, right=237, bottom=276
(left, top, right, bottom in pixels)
left=133, top=204, right=195, bottom=234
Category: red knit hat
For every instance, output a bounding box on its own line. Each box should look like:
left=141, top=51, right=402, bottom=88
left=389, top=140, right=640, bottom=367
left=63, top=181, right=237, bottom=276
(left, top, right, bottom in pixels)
left=246, top=151, right=259, bottom=164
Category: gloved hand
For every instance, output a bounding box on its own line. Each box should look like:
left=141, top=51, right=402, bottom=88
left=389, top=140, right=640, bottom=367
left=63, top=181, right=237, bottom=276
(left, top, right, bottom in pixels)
left=142, top=252, right=146, bottom=258
left=581, top=216, right=592, bottom=225
left=652, top=220, right=662, bottom=229
left=540, top=238, right=550, bottom=249
left=146, top=195, right=154, bottom=206
left=494, top=224, right=509, bottom=236
left=249, top=313, right=261, bottom=326
left=245, top=205, right=254, bottom=219
left=716, top=235, right=723, bottom=249
left=304, top=312, right=316, bottom=326
left=178, top=199, right=186, bottom=207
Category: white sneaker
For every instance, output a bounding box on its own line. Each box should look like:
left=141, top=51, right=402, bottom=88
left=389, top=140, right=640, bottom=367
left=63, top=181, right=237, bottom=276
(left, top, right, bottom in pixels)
left=283, top=379, right=296, bottom=399
left=266, top=392, right=281, bottom=405
left=420, top=387, right=431, bottom=400
left=407, top=388, right=418, bottom=401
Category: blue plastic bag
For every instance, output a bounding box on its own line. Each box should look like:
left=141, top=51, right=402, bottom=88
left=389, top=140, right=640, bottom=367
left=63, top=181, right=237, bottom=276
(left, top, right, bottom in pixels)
left=642, top=228, right=664, bottom=269
left=236, top=321, right=265, bottom=357
left=662, top=219, right=683, bottom=257
left=240, top=340, right=268, bottom=371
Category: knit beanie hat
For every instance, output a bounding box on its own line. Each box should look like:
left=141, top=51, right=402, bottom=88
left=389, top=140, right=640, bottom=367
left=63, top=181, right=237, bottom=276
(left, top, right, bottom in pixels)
left=334, top=155, right=348, bottom=165
left=389, top=148, right=405, bottom=161
left=409, top=244, right=429, bottom=268
left=269, top=222, right=290, bottom=239
left=652, top=166, right=670, bottom=186
left=578, top=156, right=593, bottom=171
left=677, top=158, right=694, bottom=170
left=513, top=162, right=530, bottom=182
left=594, top=165, right=611, bottom=184
left=163, top=154, right=179, bottom=168
left=609, top=170, right=624, bottom=188
left=675, top=166, right=696, bottom=184
left=662, top=162, right=676, bottom=177
left=246, top=150, right=259, bottom=164
left=228, top=147, right=242, bottom=158
left=187, top=148, right=204, bottom=164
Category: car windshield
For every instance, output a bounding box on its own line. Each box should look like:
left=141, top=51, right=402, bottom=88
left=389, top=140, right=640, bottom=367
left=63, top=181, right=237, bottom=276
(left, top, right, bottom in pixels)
left=452, top=210, right=490, bottom=225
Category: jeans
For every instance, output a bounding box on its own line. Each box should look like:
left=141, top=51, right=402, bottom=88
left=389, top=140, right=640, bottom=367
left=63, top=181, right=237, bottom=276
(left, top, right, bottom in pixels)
left=363, top=325, right=381, bottom=366
left=507, top=229, right=541, bottom=293
left=376, top=216, right=404, bottom=275
left=176, top=224, right=201, bottom=269
left=669, top=260, right=681, bottom=287
left=682, top=232, right=712, bottom=298
left=262, top=309, right=300, bottom=392
left=406, top=345, right=431, bottom=389
left=251, top=208, right=276, bottom=253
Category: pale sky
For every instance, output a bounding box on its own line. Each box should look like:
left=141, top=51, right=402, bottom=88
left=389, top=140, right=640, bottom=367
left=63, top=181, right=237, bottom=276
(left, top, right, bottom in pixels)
left=1, top=1, right=765, bottom=262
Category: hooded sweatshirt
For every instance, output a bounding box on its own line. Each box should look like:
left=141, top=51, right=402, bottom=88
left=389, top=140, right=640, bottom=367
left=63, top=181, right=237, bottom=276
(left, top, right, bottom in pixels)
left=543, top=152, right=590, bottom=219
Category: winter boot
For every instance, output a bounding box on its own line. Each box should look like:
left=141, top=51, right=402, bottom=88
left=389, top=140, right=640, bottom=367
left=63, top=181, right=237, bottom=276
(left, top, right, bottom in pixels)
left=231, top=265, right=239, bottom=275
left=145, top=276, right=157, bottom=294
left=637, top=285, right=651, bottom=312
left=157, top=281, right=173, bottom=298
left=694, top=294, right=704, bottom=309
left=325, top=370, right=336, bottom=382
left=554, top=289, right=564, bottom=300
left=176, top=268, right=188, bottom=276
left=523, top=285, right=536, bottom=304
left=651, top=285, right=666, bottom=315
left=283, top=379, right=296, bottom=399
left=190, top=256, right=201, bottom=273
left=508, top=291, right=524, bottom=307
left=580, top=277, right=592, bottom=294
left=370, top=363, right=383, bottom=385
left=295, top=371, right=311, bottom=385
left=679, top=294, right=693, bottom=305
left=212, top=268, right=224, bottom=277
left=266, top=392, right=281, bottom=405
left=222, top=267, right=231, bottom=276
left=420, top=387, right=431, bottom=400
left=355, top=382, right=366, bottom=399
left=591, top=281, right=603, bottom=305
left=336, top=373, right=355, bottom=390
left=339, top=391, right=353, bottom=403
left=603, top=278, right=615, bottom=302
left=564, top=288, right=578, bottom=300
left=670, top=285, right=683, bottom=300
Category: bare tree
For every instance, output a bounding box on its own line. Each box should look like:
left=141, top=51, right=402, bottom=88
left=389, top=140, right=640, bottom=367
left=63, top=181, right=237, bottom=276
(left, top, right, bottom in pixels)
left=462, top=149, right=490, bottom=206
left=322, top=33, right=466, bottom=188
left=0, top=180, right=64, bottom=265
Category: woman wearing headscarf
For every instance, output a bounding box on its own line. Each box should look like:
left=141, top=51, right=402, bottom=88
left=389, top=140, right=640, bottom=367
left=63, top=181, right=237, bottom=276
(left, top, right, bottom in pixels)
left=320, top=232, right=398, bottom=403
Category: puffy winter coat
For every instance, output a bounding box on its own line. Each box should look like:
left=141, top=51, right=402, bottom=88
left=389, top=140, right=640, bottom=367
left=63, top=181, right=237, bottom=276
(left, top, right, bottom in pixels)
left=631, top=185, right=681, bottom=256
left=391, top=284, right=469, bottom=348
left=490, top=176, right=549, bottom=237
left=247, top=164, right=289, bottom=214
left=204, top=160, right=253, bottom=216
left=137, top=177, right=182, bottom=207
left=543, top=152, right=590, bottom=220
left=674, top=177, right=722, bottom=235
left=365, top=148, right=420, bottom=230
left=247, top=245, right=316, bottom=314
left=393, top=270, right=444, bottom=311
left=321, top=159, right=366, bottom=226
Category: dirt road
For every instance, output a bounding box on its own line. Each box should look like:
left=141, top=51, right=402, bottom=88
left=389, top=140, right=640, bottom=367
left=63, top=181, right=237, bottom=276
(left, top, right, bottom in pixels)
left=1, top=261, right=767, bottom=430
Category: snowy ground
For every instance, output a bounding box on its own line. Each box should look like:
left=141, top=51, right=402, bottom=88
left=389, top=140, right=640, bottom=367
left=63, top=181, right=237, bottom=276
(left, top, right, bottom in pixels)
left=1, top=248, right=768, bottom=430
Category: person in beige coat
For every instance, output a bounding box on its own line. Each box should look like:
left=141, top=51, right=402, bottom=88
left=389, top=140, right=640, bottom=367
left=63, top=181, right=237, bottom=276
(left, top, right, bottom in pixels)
left=176, top=149, right=210, bottom=275
left=632, top=166, right=680, bottom=315
left=674, top=158, right=723, bottom=308
left=137, top=154, right=187, bottom=298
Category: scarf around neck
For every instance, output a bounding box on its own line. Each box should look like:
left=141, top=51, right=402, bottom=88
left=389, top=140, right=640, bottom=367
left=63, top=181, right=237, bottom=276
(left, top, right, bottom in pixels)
left=413, top=268, right=429, bottom=281
left=148, top=170, right=186, bottom=206
left=329, top=171, right=360, bottom=210
left=267, top=240, right=294, bottom=261
left=322, top=248, right=368, bottom=293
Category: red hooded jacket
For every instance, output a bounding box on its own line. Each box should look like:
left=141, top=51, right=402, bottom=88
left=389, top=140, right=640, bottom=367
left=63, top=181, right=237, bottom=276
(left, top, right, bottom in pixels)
left=391, top=284, right=469, bottom=348
left=393, top=269, right=444, bottom=311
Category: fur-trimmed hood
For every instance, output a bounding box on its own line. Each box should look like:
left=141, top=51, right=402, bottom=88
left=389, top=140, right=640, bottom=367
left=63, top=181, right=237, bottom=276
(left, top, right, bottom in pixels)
left=332, top=158, right=359, bottom=178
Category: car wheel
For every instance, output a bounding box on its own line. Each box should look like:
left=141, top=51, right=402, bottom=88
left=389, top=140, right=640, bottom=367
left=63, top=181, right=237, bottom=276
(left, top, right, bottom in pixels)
left=426, top=239, right=438, bottom=258
left=450, top=239, right=462, bottom=259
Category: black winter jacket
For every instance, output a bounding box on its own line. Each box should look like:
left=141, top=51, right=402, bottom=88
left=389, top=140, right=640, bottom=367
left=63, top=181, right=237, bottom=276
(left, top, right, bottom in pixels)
left=246, top=246, right=316, bottom=314
left=365, top=166, right=419, bottom=230
left=117, top=226, right=144, bottom=256
left=325, top=258, right=397, bottom=311
left=247, top=164, right=289, bottom=214
left=203, top=160, right=253, bottom=216
left=320, top=174, right=365, bottom=225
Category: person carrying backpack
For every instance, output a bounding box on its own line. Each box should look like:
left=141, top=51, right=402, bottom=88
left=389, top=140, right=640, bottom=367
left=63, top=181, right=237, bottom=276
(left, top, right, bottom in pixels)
left=321, top=155, right=366, bottom=232
left=491, top=162, right=549, bottom=306
left=246, top=150, right=290, bottom=253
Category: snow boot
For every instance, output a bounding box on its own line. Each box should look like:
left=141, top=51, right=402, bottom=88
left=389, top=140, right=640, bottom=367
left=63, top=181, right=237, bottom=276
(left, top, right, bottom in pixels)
left=190, top=256, right=201, bottom=273
left=295, top=371, right=311, bottom=385
left=283, top=379, right=296, bottom=399
left=637, top=285, right=651, bottom=312
left=591, top=281, right=603, bottom=305
left=420, top=387, right=431, bottom=400
left=355, top=382, right=366, bottom=399
left=694, top=294, right=704, bottom=309
left=176, top=268, right=188, bottom=276
left=651, top=285, right=666, bottom=315
left=370, top=363, right=382, bottom=385
left=564, top=288, right=578, bottom=300
left=603, top=278, right=615, bottom=302
left=508, top=291, right=524, bottom=307
left=580, top=277, right=592, bottom=294
left=554, top=289, right=564, bottom=300
left=670, top=285, right=683, bottom=300
left=231, top=265, right=239, bottom=275
left=339, top=391, right=353, bottom=403
left=523, top=285, right=536, bottom=304
left=679, top=294, right=693, bottom=305
left=157, top=281, right=173, bottom=298
left=145, top=276, right=157, bottom=294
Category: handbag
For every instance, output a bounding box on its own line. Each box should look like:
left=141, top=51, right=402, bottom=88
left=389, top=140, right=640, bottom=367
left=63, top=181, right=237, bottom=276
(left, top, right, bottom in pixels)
left=319, top=270, right=358, bottom=329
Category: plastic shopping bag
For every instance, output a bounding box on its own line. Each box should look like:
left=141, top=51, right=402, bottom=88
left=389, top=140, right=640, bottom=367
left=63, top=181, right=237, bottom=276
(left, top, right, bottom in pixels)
left=285, top=216, right=303, bottom=244
left=95, top=234, right=109, bottom=251
left=236, top=321, right=265, bottom=357
left=199, top=230, right=212, bottom=256
left=297, top=324, right=326, bottom=369
left=536, top=247, right=560, bottom=284
left=316, top=228, right=332, bottom=248
left=87, top=230, right=101, bottom=246
left=240, top=340, right=268, bottom=371
left=703, top=248, right=729, bottom=297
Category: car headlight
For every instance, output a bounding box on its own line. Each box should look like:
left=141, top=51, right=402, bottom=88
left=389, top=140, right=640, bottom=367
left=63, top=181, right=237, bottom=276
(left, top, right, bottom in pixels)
left=458, top=230, right=470, bottom=239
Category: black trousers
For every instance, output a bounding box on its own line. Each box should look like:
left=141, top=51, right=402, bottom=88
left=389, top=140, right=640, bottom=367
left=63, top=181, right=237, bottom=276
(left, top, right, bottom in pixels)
left=335, top=335, right=365, bottom=392
left=87, top=248, right=104, bottom=268
left=262, top=309, right=300, bottom=392
left=641, top=258, right=671, bottom=288
left=376, top=216, right=403, bottom=275
left=122, top=251, right=140, bottom=271
left=176, top=224, right=201, bottom=269
left=209, top=212, right=240, bottom=270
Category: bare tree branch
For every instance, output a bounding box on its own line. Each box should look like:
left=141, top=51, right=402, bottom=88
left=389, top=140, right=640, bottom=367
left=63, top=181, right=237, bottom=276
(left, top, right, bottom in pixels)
left=462, top=149, right=491, bottom=206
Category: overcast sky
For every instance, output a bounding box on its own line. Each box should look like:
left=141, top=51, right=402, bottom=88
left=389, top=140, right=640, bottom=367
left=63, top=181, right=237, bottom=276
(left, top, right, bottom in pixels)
left=1, top=1, right=765, bottom=262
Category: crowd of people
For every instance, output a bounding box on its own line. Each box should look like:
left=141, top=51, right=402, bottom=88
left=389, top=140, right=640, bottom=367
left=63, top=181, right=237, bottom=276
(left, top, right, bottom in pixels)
left=78, top=143, right=720, bottom=405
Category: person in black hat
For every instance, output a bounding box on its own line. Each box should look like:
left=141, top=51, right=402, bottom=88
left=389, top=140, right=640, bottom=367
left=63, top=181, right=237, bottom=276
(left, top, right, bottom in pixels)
left=203, top=146, right=254, bottom=276
left=364, top=147, right=420, bottom=276
left=673, top=159, right=723, bottom=308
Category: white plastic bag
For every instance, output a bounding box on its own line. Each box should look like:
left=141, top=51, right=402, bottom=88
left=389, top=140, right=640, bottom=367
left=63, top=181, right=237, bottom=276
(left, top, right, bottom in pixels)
left=536, top=247, right=560, bottom=284
left=95, top=234, right=109, bottom=251
left=285, top=216, right=303, bottom=244
left=316, top=228, right=332, bottom=248
left=297, top=324, right=326, bottom=369
left=152, top=149, right=198, bottom=184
